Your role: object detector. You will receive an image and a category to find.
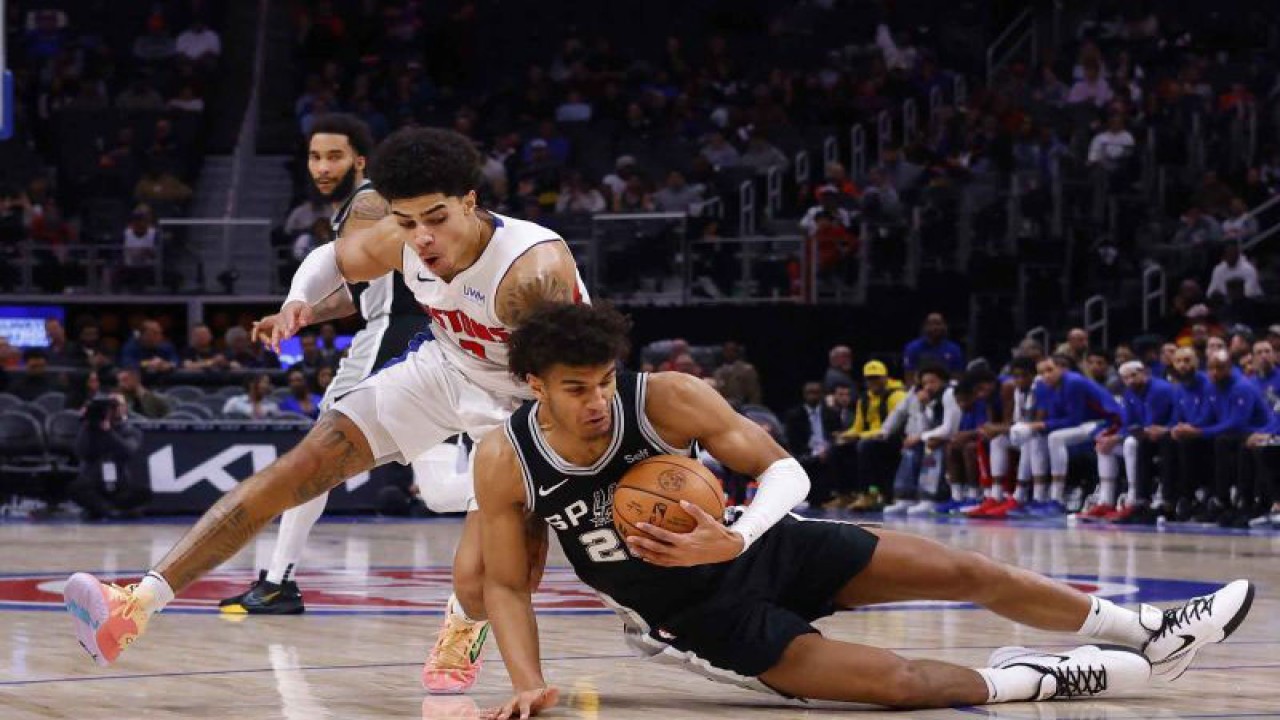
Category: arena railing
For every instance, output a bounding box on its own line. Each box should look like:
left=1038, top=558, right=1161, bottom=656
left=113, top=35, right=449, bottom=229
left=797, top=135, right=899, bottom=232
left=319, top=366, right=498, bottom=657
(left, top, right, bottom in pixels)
left=986, top=7, right=1036, bottom=86
left=1142, top=263, right=1166, bottom=333
left=1084, top=294, right=1109, bottom=351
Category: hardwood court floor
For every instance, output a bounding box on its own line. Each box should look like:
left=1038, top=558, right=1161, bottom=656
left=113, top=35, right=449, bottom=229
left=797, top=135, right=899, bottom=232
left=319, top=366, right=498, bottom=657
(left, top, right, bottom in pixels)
left=1, top=515, right=1276, bottom=719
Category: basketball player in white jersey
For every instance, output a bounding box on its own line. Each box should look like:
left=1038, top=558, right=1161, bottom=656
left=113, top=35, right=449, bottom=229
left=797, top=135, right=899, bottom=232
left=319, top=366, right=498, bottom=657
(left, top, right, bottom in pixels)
left=218, top=114, right=434, bottom=616
left=62, top=128, right=586, bottom=695
left=967, top=356, right=1049, bottom=518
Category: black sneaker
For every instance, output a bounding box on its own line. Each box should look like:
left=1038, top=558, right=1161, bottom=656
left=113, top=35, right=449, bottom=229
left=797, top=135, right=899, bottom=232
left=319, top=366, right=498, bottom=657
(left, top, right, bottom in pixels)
left=220, top=573, right=306, bottom=615
left=219, top=570, right=267, bottom=608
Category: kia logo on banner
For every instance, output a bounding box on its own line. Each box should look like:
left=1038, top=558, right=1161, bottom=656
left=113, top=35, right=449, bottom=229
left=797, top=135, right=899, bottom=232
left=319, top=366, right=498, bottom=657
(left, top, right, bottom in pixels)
left=129, top=423, right=376, bottom=512
left=148, top=444, right=279, bottom=493
left=147, top=444, right=370, bottom=494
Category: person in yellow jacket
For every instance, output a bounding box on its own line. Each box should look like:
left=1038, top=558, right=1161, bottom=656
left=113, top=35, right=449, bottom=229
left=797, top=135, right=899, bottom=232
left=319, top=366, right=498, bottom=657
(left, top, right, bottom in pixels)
left=827, top=360, right=907, bottom=511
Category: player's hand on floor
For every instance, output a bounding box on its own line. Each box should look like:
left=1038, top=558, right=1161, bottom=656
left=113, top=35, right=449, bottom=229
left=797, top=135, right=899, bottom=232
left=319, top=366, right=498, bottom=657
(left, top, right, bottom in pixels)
left=482, top=686, right=560, bottom=720
left=627, top=500, right=744, bottom=567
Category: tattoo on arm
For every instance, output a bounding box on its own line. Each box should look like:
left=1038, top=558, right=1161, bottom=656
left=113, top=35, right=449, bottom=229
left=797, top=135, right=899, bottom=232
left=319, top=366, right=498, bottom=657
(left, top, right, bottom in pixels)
left=307, top=286, right=357, bottom=324
left=348, top=191, right=389, bottom=223
left=497, top=270, right=573, bottom=326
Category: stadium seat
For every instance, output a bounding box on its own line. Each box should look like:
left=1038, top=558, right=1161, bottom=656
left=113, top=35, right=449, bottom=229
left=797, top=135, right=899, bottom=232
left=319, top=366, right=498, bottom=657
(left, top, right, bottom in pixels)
left=175, top=402, right=217, bottom=420
left=0, top=412, right=53, bottom=502
left=34, top=392, right=67, bottom=414
left=163, top=386, right=206, bottom=403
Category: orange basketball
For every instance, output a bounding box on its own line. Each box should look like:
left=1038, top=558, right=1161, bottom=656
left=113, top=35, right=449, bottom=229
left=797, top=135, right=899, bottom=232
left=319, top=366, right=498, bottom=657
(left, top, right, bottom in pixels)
left=613, top=455, right=725, bottom=538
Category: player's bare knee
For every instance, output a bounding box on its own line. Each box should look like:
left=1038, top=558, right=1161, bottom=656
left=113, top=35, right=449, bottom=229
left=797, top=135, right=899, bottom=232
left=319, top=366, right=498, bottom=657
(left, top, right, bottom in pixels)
left=948, top=550, right=1004, bottom=602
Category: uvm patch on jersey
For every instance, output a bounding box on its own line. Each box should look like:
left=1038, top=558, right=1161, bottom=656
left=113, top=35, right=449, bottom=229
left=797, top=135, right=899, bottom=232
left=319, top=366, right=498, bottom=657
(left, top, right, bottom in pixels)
left=0, top=569, right=1223, bottom=616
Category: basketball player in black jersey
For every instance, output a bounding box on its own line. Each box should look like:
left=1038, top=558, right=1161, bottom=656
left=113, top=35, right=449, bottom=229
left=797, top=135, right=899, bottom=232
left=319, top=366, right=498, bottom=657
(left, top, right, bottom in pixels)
left=219, top=114, right=432, bottom=614
left=476, top=304, right=1253, bottom=718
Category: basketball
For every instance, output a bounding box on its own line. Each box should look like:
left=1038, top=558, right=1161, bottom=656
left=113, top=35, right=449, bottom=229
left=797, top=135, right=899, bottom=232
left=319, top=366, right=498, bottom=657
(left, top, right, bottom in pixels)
left=613, top=455, right=725, bottom=538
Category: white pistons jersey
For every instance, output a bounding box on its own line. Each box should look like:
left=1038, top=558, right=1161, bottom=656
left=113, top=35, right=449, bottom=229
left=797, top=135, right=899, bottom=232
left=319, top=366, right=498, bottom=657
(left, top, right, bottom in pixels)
left=400, top=211, right=589, bottom=398
left=1012, top=380, right=1040, bottom=423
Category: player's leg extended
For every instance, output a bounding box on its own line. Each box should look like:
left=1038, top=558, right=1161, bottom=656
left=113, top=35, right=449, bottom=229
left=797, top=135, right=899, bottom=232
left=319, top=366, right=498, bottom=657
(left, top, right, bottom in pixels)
left=63, top=411, right=375, bottom=665
left=834, top=528, right=1254, bottom=680
left=760, top=634, right=989, bottom=707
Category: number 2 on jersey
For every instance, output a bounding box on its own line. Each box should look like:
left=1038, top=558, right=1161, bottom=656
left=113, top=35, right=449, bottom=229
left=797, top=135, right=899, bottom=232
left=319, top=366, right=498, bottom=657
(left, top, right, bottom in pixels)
left=580, top=527, right=629, bottom=563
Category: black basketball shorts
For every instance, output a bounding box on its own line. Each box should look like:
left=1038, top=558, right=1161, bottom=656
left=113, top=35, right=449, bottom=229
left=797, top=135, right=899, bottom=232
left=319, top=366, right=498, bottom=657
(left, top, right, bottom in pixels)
left=650, top=514, right=879, bottom=680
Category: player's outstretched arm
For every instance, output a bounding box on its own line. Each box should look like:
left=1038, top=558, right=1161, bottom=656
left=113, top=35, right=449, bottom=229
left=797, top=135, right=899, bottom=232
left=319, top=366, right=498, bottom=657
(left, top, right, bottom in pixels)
left=253, top=287, right=356, bottom=353
left=474, top=434, right=560, bottom=719
left=628, top=372, right=810, bottom=566
left=494, top=241, right=580, bottom=327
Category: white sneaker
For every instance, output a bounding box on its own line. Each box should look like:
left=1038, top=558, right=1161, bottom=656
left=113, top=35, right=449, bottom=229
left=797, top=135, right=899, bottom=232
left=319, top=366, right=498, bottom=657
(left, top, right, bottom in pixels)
left=1140, top=579, right=1255, bottom=681
left=988, top=644, right=1151, bottom=700
left=883, top=500, right=913, bottom=515
left=906, top=500, right=937, bottom=516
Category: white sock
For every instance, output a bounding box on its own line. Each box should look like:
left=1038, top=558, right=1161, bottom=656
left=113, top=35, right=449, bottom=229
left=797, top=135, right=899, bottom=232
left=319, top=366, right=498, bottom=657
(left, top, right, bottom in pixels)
left=1098, top=478, right=1117, bottom=506
left=1050, top=479, right=1066, bottom=503
left=1126, top=483, right=1142, bottom=507
left=990, top=482, right=1004, bottom=501
left=136, top=572, right=175, bottom=615
left=966, top=485, right=980, bottom=500
left=448, top=593, right=480, bottom=624
left=1033, top=480, right=1048, bottom=502
left=266, top=493, right=328, bottom=584
left=1077, top=596, right=1152, bottom=647
left=976, top=666, right=1046, bottom=703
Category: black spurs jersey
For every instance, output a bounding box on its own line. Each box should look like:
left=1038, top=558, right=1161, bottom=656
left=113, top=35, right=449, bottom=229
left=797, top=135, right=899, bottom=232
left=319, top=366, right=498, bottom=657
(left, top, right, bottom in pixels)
left=505, top=372, right=722, bottom=623
left=330, top=180, right=422, bottom=320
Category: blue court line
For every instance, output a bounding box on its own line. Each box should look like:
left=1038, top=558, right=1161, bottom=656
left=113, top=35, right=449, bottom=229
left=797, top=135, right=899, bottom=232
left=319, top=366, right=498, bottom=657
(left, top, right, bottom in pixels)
left=0, top=653, right=629, bottom=687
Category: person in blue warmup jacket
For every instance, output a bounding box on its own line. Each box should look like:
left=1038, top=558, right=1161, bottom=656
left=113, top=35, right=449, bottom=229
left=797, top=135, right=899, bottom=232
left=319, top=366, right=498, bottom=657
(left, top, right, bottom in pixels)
left=1088, top=361, right=1177, bottom=524
left=1016, top=355, right=1122, bottom=516
left=1158, top=347, right=1214, bottom=520
left=1171, top=351, right=1274, bottom=524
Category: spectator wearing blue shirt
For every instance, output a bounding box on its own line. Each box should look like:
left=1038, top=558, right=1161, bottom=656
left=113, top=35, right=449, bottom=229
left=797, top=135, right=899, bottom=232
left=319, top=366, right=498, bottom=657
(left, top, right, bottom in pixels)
left=1159, top=347, right=1213, bottom=521
left=1171, top=351, right=1274, bottom=524
left=1251, top=339, right=1280, bottom=408
left=1243, top=414, right=1280, bottom=527
left=119, top=320, right=180, bottom=376
left=902, top=313, right=965, bottom=384
left=278, top=369, right=322, bottom=419
left=1092, top=362, right=1177, bottom=524
left=1021, top=355, right=1122, bottom=516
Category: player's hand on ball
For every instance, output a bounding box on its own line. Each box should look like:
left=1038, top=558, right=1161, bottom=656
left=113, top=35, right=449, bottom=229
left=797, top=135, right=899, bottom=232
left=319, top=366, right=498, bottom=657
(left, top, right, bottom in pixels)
left=626, top=500, right=744, bottom=566
left=483, top=686, right=560, bottom=720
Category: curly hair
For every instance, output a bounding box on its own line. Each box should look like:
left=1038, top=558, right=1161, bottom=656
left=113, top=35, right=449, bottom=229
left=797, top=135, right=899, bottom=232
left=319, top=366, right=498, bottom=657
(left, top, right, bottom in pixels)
left=307, top=113, right=374, bottom=158
left=508, top=303, right=632, bottom=381
left=368, top=127, right=481, bottom=200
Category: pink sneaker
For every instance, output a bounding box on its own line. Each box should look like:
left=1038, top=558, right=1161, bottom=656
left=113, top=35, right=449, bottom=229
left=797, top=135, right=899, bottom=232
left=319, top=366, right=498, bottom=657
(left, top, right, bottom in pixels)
left=63, top=572, right=151, bottom=666
left=421, top=696, right=480, bottom=719
left=422, top=608, right=490, bottom=694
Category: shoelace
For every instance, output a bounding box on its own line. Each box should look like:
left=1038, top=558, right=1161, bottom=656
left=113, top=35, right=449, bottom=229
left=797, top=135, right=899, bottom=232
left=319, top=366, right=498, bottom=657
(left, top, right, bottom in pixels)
left=1153, top=595, right=1215, bottom=642
left=430, top=617, right=478, bottom=670
left=1049, top=664, right=1107, bottom=698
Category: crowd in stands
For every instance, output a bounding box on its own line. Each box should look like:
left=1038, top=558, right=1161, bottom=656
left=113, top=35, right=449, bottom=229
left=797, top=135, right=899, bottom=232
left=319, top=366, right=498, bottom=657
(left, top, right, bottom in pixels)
left=0, top=1, right=223, bottom=293
left=0, top=316, right=343, bottom=424
left=750, top=310, right=1280, bottom=530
